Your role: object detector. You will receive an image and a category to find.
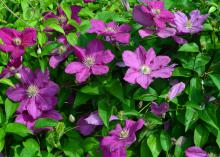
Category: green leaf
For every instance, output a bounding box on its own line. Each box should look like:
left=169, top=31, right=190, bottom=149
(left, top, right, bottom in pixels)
left=147, top=134, right=162, bottom=157
left=194, top=124, right=209, bottom=147
left=209, top=73, right=220, bottom=90
left=133, top=87, right=157, bottom=102
left=98, top=99, right=110, bottom=127
left=189, top=78, right=203, bottom=104
left=160, top=131, right=171, bottom=152
left=185, top=106, right=198, bottom=131
left=178, top=43, right=199, bottom=52
left=6, top=123, right=32, bottom=137
left=84, top=137, right=100, bottom=152
left=41, top=42, right=61, bottom=56
left=0, top=127, right=5, bottom=152
left=60, top=2, right=71, bottom=19
left=20, top=138, right=40, bottom=157
left=66, top=32, right=78, bottom=46
left=141, top=139, right=152, bottom=157
left=0, top=78, right=14, bottom=87
left=106, top=79, right=124, bottom=102
left=37, top=32, right=47, bottom=47
left=216, top=131, right=220, bottom=148
left=172, top=67, right=192, bottom=77
left=35, top=118, right=58, bottom=129
left=74, top=92, right=93, bottom=108
left=48, top=23, right=65, bottom=34
left=5, top=98, right=19, bottom=120
left=80, top=85, right=99, bottom=95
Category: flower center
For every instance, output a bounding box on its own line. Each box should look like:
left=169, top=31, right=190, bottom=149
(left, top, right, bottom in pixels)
left=105, top=27, right=116, bottom=33
left=59, top=15, right=67, bottom=23
left=151, top=9, right=161, bottom=15
left=10, top=66, right=16, bottom=71
left=119, top=129, right=129, bottom=139
left=140, top=65, right=151, bottom=75
left=27, top=85, right=39, bottom=97
left=58, top=45, right=67, bottom=54
left=13, top=37, right=22, bottom=46
left=186, top=20, right=192, bottom=29
left=83, top=56, right=95, bottom=68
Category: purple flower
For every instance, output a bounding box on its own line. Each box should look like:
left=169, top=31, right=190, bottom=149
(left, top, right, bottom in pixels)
left=76, top=111, right=117, bottom=136
left=0, top=57, right=22, bottom=78
left=16, top=110, right=62, bottom=131
left=174, top=10, right=208, bottom=34
left=87, top=20, right=131, bottom=44
left=185, top=146, right=208, bottom=157
left=44, top=6, right=81, bottom=31
left=83, top=0, right=96, bottom=3
left=168, top=82, right=185, bottom=100
left=49, top=36, right=72, bottom=68
left=122, top=46, right=174, bottom=89
left=6, top=67, right=59, bottom=119
left=0, top=28, right=36, bottom=59
left=151, top=102, right=169, bottom=116
left=65, top=39, right=114, bottom=83
left=101, top=119, right=144, bottom=157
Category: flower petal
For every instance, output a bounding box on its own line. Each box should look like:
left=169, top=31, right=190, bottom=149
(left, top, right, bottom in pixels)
left=91, top=65, right=109, bottom=75
left=65, top=62, right=85, bottom=74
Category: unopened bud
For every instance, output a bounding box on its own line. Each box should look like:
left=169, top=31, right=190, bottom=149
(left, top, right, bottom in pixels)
left=69, top=114, right=75, bottom=123
left=15, top=73, right=21, bottom=79
left=37, top=48, right=41, bottom=55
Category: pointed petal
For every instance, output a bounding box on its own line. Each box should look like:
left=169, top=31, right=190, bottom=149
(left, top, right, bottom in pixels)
left=136, top=75, right=153, bottom=89
left=123, top=68, right=140, bottom=84
left=65, top=62, right=85, bottom=74
left=76, top=68, right=91, bottom=83
left=91, top=65, right=109, bottom=75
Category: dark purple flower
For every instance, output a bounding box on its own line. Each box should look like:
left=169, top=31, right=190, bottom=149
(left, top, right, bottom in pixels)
left=168, top=82, right=185, bottom=100
left=65, top=39, right=114, bottom=83
left=174, top=10, right=208, bottom=34
left=83, top=0, right=96, bottom=3
left=16, top=110, right=62, bottom=131
left=0, top=28, right=36, bottom=59
left=101, top=119, right=144, bottom=157
left=6, top=67, right=59, bottom=119
left=44, top=6, right=81, bottom=32
left=49, top=36, right=72, bottom=68
left=185, top=146, right=208, bottom=157
left=76, top=111, right=117, bottom=136
left=87, top=20, right=131, bottom=44
left=0, top=57, right=22, bottom=78
left=151, top=102, right=169, bottom=116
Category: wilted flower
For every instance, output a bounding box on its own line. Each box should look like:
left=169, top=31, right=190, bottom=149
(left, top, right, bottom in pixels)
left=168, top=82, right=185, bottom=100
left=151, top=102, right=169, bottom=116
left=0, top=28, right=36, bottom=59
left=122, top=46, right=174, bottom=89
left=49, top=36, right=72, bottom=68
left=6, top=67, right=59, bottom=119
left=65, top=39, right=114, bottom=83
left=87, top=20, right=131, bottom=44
left=185, top=146, right=208, bottom=157
left=101, top=119, right=144, bottom=157
left=0, top=57, right=22, bottom=78
left=174, top=10, right=208, bottom=34
left=44, top=6, right=81, bottom=31
left=16, top=110, right=62, bottom=131
left=76, top=111, right=117, bottom=136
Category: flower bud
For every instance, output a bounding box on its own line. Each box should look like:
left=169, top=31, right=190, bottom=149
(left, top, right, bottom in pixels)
left=69, top=114, right=75, bottom=123
left=37, top=48, right=41, bottom=55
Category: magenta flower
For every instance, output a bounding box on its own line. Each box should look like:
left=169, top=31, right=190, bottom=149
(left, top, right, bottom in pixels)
left=76, top=111, right=117, bottom=136
left=174, top=10, right=208, bottom=34
left=185, top=146, right=208, bottom=157
left=87, top=20, right=131, bottom=44
left=151, top=102, right=169, bottom=116
left=122, top=46, right=174, bottom=89
left=101, top=119, right=144, bottom=157
left=65, top=39, right=114, bottom=83
left=168, top=82, right=185, bottom=100
left=44, top=6, right=81, bottom=32
left=0, top=28, right=36, bottom=59
left=49, top=36, right=72, bottom=69
left=83, top=0, right=96, bottom=3
left=0, top=58, right=22, bottom=78
left=6, top=67, right=59, bottom=119
left=16, top=110, right=62, bottom=131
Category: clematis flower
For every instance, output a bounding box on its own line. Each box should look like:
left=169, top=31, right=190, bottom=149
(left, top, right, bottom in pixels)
left=44, top=6, right=81, bottom=32
left=0, top=28, right=36, bottom=59
left=101, top=119, right=144, bottom=157
left=87, top=20, right=131, bottom=44
left=122, top=46, right=174, bottom=89
left=185, top=146, right=208, bottom=157
left=174, top=10, right=208, bottom=34
left=76, top=111, right=118, bottom=136
left=0, top=57, right=22, bottom=78
left=83, top=0, right=96, bottom=3
left=6, top=67, right=59, bottom=119
left=138, top=27, right=176, bottom=38
left=16, top=110, right=62, bottom=131
left=49, top=36, right=72, bottom=68
left=65, top=39, right=114, bottom=83
left=151, top=102, right=169, bottom=116
left=167, top=82, right=185, bottom=100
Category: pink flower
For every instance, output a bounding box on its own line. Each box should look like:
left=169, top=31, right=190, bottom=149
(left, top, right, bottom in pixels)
left=122, top=46, right=174, bottom=89
left=168, top=82, right=185, bottom=100
left=65, top=39, right=114, bottom=83
left=87, top=20, right=131, bottom=44
left=0, top=28, right=36, bottom=59
left=83, top=0, right=96, bottom=3
left=185, top=146, right=208, bottom=157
